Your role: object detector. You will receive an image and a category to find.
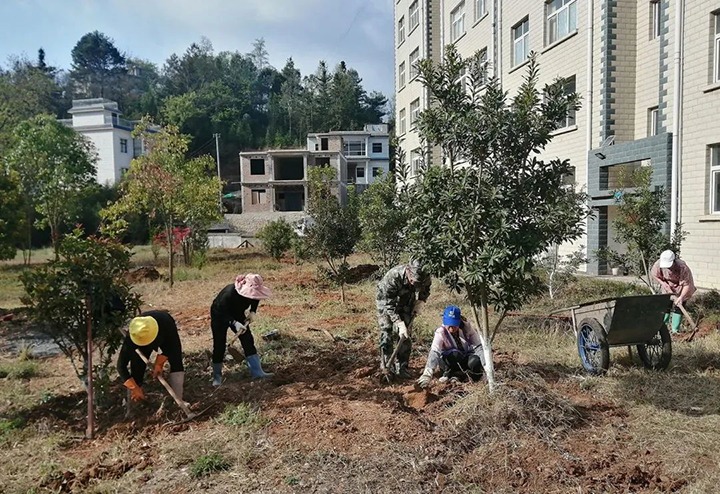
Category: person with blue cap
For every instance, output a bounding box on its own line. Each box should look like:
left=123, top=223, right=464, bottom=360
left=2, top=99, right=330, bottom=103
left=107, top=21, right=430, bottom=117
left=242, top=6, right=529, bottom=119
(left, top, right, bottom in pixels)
left=117, top=310, right=185, bottom=404
left=416, top=305, right=485, bottom=388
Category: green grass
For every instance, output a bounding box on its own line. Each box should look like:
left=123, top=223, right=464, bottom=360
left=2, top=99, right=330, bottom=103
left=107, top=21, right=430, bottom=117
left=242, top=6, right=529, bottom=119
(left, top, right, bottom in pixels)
left=189, top=452, right=231, bottom=478
left=217, top=403, right=269, bottom=429
left=0, top=360, right=40, bottom=379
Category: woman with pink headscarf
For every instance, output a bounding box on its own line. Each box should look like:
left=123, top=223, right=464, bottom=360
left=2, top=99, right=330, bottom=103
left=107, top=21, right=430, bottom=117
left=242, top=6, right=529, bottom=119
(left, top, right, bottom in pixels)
left=210, top=273, right=272, bottom=385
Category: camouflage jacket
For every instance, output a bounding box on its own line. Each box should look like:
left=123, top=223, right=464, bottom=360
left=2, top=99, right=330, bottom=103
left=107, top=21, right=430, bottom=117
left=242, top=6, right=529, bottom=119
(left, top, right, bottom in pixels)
left=376, top=264, right=431, bottom=323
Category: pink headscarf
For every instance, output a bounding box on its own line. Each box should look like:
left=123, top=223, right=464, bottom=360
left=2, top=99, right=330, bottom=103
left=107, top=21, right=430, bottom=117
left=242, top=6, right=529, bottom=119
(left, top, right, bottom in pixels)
left=234, top=273, right=272, bottom=300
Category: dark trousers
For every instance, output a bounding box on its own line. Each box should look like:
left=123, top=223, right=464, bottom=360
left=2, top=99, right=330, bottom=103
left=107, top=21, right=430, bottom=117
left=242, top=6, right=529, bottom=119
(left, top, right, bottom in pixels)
left=441, top=351, right=483, bottom=381
left=211, top=312, right=258, bottom=364
left=130, top=348, right=184, bottom=386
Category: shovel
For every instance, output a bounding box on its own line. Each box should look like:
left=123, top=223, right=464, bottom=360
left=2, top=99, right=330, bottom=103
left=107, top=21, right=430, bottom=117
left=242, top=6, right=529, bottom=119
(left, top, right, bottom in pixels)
left=226, top=322, right=248, bottom=364
left=133, top=349, right=199, bottom=422
left=382, top=333, right=409, bottom=382
left=677, top=304, right=700, bottom=342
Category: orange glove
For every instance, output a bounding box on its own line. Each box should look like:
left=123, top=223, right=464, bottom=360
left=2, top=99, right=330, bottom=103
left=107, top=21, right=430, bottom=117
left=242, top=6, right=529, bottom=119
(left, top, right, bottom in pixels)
left=123, top=378, right=145, bottom=402
left=153, top=354, right=169, bottom=379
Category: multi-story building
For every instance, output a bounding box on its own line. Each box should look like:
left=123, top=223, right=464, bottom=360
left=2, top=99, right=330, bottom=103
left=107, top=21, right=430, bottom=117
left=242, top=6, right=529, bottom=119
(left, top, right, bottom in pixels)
left=238, top=124, right=390, bottom=214
left=60, top=98, right=147, bottom=185
left=394, top=0, right=720, bottom=289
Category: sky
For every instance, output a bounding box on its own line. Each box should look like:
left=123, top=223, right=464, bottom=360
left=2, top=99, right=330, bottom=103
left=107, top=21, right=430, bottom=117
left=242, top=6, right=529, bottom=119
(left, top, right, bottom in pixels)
left=0, top=0, right=394, bottom=96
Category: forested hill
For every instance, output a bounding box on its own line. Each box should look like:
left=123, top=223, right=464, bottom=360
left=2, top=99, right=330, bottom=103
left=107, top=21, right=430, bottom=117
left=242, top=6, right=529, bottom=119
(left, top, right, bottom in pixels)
left=0, top=33, right=388, bottom=170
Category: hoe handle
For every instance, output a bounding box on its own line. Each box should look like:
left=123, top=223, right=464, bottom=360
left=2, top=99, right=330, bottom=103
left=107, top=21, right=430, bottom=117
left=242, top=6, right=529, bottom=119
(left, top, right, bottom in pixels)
left=134, top=349, right=193, bottom=418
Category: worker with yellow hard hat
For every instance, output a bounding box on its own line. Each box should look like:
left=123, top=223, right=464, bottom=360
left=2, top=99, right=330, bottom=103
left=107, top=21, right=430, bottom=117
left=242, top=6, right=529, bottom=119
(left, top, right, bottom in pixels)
left=117, top=310, right=185, bottom=405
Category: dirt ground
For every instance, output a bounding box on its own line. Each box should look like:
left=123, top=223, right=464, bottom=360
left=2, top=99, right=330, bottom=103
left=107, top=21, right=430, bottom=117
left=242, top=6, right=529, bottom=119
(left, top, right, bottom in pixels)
left=1, top=249, right=719, bottom=493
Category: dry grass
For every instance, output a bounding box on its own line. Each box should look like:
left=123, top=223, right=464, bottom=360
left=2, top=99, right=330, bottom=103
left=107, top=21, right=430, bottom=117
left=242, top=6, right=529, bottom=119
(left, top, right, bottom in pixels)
left=2, top=249, right=720, bottom=492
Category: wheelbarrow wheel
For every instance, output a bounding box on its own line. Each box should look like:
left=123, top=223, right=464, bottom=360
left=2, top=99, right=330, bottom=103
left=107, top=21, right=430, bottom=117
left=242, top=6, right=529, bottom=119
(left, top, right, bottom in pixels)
left=636, top=323, right=672, bottom=370
left=577, top=318, right=610, bottom=375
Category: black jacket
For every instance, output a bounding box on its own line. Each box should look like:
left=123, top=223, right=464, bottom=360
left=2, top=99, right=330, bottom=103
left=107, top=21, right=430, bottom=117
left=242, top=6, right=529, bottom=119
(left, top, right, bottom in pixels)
left=117, top=310, right=183, bottom=381
left=211, top=283, right=260, bottom=326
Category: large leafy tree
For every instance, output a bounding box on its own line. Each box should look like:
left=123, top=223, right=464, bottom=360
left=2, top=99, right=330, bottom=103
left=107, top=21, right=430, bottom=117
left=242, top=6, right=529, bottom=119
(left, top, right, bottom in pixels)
left=405, top=46, right=589, bottom=390
left=102, top=119, right=222, bottom=287
left=0, top=169, right=24, bottom=260
left=70, top=31, right=127, bottom=99
left=0, top=55, right=63, bottom=150
left=358, top=171, right=408, bottom=271
left=306, top=166, right=362, bottom=303
left=21, top=228, right=141, bottom=383
left=4, top=114, right=97, bottom=261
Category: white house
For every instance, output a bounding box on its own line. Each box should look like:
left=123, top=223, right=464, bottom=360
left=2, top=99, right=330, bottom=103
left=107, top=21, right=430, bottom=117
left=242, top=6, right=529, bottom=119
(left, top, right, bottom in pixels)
left=60, top=98, right=145, bottom=185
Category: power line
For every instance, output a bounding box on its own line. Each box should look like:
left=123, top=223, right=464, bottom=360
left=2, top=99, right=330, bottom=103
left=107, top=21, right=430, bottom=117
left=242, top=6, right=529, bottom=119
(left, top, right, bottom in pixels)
left=188, top=137, right=216, bottom=157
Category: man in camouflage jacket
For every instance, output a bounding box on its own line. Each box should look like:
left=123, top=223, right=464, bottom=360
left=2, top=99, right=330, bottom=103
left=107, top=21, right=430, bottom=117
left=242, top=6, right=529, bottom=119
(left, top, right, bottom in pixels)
left=376, top=261, right=431, bottom=378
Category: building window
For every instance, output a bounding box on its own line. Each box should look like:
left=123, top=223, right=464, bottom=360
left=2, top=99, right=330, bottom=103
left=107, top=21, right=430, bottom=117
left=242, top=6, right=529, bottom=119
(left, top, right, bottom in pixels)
left=399, top=62, right=406, bottom=88
left=513, top=18, right=530, bottom=66
left=120, top=138, right=128, bottom=153
left=372, top=167, right=382, bottom=177
left=321, top=137, right=328, bottom=150
left=409, top=1, right=419, bottom=32
left=409, top=48, right=420, bottom=79
left=475, top=0, right=486, bottom=21
left=451, top=2, right=466, bottom=42
left=398, top=16, right=405, bottom=45
left=356, top=167, right=366, bottom=179
left=714, top=13, right=720, bottom=83
left=547, top=0, right=576, bottom=45
left=410, top=99, right=420, bottom=127
left=478, top=47, right=488, bottom=86
left=343, top=141, right=366, bottom=156
left=711, top=145, right=720, bottom=213
left=120, top=167, right=129, bottom=176
left=410, top=148, right=423, bottom=172
left=372, top=142, right=383, bottom=153
left=399, top=108, right=407, bottom=135
left=648, top=107, right=659, bottom=136
left=557, top=76, right=576, bottom=128
left=251, top=189, right=266, bottom=205
left=250, top=158, right=265, bottom=175
left=650, top=1, right=661, bottom=39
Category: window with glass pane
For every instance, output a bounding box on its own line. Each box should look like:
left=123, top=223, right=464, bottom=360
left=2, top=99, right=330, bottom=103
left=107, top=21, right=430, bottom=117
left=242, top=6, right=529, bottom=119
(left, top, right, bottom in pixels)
left=398, top=17, right=405, bottom=45
left=715, top=14, right=720, bottom=82
left=343, top=141, right=366, bottom=156
left=711, top=145, right=720, bottom=213
left=559, top=76, right=576, bottom=128
left=409, top=1, right=419, bottom=31
left=478, top=48, right=488, bottom=86
left=409, top=48, right=419, bottom=78
left=410, top=99, right=420, bottom=126
left=410, top=148, right=423, bottom=172
left=650, top=1, right=660, bottom=39
left=547, top=0, right=577, bottom=45
left=451, top=2, right=466, bottom=42
left=399, top=62, right=406, bottom=87
left=399, top=108, right=406, bottom=134
left=648, top=107, right=659, bottom=136
left=475, top=0, right=486, bottom=20
left=512, top=18, right=530, bottom=66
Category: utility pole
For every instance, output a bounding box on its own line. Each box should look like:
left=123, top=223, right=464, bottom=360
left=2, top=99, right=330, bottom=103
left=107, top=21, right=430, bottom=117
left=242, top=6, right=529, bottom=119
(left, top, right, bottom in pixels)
left=214, top=133, right=223, bottom=214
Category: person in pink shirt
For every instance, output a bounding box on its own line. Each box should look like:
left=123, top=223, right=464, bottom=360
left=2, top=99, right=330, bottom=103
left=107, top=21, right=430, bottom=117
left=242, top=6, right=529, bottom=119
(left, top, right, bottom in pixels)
left=416, top=305, right=485, bottom=388
left=650, top=250, right=697, bottom=333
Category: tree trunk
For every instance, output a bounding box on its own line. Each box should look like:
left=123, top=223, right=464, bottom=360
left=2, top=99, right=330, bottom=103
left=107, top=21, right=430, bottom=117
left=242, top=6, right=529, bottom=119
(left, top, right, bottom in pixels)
left=472, top=299, right=496, bottom=392
left=340, top=282, right=346, bottom=304
left=85, top=297, right=95, bottom=439
left=25, top=214, right=33, bottom=266
left=51, top=221, right=59, bottom=261
left=166, top=223, right=174, bottom=288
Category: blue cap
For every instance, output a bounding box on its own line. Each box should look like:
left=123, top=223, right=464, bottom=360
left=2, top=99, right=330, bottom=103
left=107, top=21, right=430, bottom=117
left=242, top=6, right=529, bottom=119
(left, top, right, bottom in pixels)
left=443, top=305, right=462, bottom=327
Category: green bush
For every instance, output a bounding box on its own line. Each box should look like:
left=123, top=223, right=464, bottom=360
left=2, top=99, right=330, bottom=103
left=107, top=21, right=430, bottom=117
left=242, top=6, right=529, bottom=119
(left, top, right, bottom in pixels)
left=0, top=360, right=39, bottom=379
left=190, top=452, right=231, bottom=478
left=257, top=219, right=297, bottom=261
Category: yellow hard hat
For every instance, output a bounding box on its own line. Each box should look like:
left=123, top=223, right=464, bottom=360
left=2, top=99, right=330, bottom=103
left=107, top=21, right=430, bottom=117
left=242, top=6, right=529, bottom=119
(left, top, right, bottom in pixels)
left=129, top=316, right=159, bottom=346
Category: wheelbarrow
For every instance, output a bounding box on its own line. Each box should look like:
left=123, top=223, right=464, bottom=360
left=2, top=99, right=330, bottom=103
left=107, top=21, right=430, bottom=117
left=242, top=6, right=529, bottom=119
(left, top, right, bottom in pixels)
left=556, top=294, right=673, bottom=374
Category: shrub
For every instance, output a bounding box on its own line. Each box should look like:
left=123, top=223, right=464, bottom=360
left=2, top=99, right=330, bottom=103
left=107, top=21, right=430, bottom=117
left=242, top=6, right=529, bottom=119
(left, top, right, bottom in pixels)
left=0, top=360, right=39, bottom=379
left=190, top=452, right=231, bottom=478
left=217, top=403, right=268, bottom=430
left=257, top=219, right=297, bottom=261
